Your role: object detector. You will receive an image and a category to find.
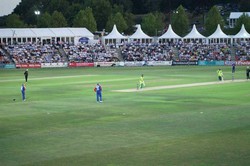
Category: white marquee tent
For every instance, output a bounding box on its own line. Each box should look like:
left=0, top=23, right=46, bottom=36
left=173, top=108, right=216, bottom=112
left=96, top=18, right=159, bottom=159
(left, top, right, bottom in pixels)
left=0, top=27, right=94, bottom=44
left=183, top=24, right=206, bottom=42
left=208, top=24, right=230, bottom=43
left=30, top=28, right=56, bottom=38
left=129, top=24, right=152, bottom=43
left=103, top=24, right=128, bottom=44
left=233, top=24, right=250, bottom=41
left=158, top=24, right=181, bottom=43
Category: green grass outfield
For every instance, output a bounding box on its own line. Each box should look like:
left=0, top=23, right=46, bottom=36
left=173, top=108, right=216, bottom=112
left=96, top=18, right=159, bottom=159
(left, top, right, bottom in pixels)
left=0, top=66, right=250, bottom=166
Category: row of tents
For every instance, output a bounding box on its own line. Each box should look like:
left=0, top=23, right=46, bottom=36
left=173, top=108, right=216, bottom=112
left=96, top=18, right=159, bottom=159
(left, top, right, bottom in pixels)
left=0, top=24, right=249, bottom=45
left=103, top=24, right=250, bottom=44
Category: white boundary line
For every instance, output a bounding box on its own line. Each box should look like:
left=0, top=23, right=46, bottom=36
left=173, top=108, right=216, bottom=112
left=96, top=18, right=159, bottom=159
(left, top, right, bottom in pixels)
left=112, top=79, right=248, bottom=92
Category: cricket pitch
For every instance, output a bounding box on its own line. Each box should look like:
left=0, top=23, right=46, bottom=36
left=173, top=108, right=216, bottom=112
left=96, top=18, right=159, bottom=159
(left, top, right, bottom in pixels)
left=112, top=79, right=247, bottom=92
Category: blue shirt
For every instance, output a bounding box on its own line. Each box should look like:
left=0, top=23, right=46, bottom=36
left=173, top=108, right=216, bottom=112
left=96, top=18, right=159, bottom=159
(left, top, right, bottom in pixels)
left=21, top=85, right=26, bottom=92
left=232, top=63, right=236, bottom=73
left=95, top=85, right=102, bottom=93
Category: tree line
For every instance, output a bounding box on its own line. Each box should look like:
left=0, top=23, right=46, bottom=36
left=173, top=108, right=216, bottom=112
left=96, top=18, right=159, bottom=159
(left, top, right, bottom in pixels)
left=1, top=0, right=250, bottom=36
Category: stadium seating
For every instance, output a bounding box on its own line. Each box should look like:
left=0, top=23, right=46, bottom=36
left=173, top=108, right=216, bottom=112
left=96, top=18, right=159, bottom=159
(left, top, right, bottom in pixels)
left=0, top=40, right=250, bottom=64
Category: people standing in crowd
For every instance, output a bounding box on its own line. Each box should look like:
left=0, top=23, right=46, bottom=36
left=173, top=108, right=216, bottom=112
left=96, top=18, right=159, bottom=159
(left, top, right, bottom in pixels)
left=139, top=74, right=145, bottom=89
left=217, top=69, right=223, bottom=81
left=246, top=66, right=250, bottom=80
left=21, top=83, right=26, bottom=101
left=24, top=69, right=28, bottom=82
left=94, top=83, right=103, bottom=103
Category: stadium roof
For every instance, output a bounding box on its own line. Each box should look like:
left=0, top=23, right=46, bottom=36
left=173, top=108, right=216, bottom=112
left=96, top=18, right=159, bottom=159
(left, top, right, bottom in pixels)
left=229, top=12, right=250, bottom=19
left=68, top=28, right=94, bottom=37
left=0, top=29, right=15, bottom=37
left=30, top=28, right=56, bottom=37
left=49, top=28, right=78, bottom=37
left=11, top=28, right=36, bottom=37
left=0, top=28, right=94, bottom=38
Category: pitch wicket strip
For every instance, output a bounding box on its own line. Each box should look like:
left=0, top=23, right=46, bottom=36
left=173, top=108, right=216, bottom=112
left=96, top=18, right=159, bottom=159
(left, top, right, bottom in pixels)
left=113, top=79, right=247, bottom=92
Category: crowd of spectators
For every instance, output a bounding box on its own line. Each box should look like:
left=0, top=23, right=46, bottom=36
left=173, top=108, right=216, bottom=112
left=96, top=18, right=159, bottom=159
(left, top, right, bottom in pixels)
left=63, top=43, right=119, bottom=62
left=1, top=40, right=250, bottom=64
left=121, top=43, right=174, bottom=61
left=120, top=41, right=232, bottom=62
left=3, top=43, right=62, bottom=64
left=175, top=41, right=232, bottom=61
left=0, top=48, right=11, bottom=64
left=235, top=41, right=250, bottom=61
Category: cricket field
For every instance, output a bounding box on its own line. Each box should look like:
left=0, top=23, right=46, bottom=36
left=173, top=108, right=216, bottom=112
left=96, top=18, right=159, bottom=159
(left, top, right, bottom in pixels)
left=0, top=66, right=249, bottom=166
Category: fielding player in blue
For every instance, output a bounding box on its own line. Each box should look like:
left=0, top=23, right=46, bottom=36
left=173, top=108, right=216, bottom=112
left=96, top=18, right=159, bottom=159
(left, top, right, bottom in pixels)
left=94, top=83, right=103, bottom=102
left=21, top=83, right=26, bottom=101
left=232, top=63, right=236, bottom=73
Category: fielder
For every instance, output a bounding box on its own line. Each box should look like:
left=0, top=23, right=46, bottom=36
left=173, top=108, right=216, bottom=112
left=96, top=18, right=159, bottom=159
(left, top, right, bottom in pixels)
left=94, top=83, right=103, bottom=102
left=217, top=69, right=224, bottom=81
left=139, top=74, right=145, bottom=89
left=21, top=83, right=26, bottom=101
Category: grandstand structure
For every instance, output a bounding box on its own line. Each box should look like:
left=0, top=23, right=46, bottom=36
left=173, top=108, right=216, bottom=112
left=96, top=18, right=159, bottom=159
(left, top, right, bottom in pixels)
left=0, top=24, right=250, bottom=68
